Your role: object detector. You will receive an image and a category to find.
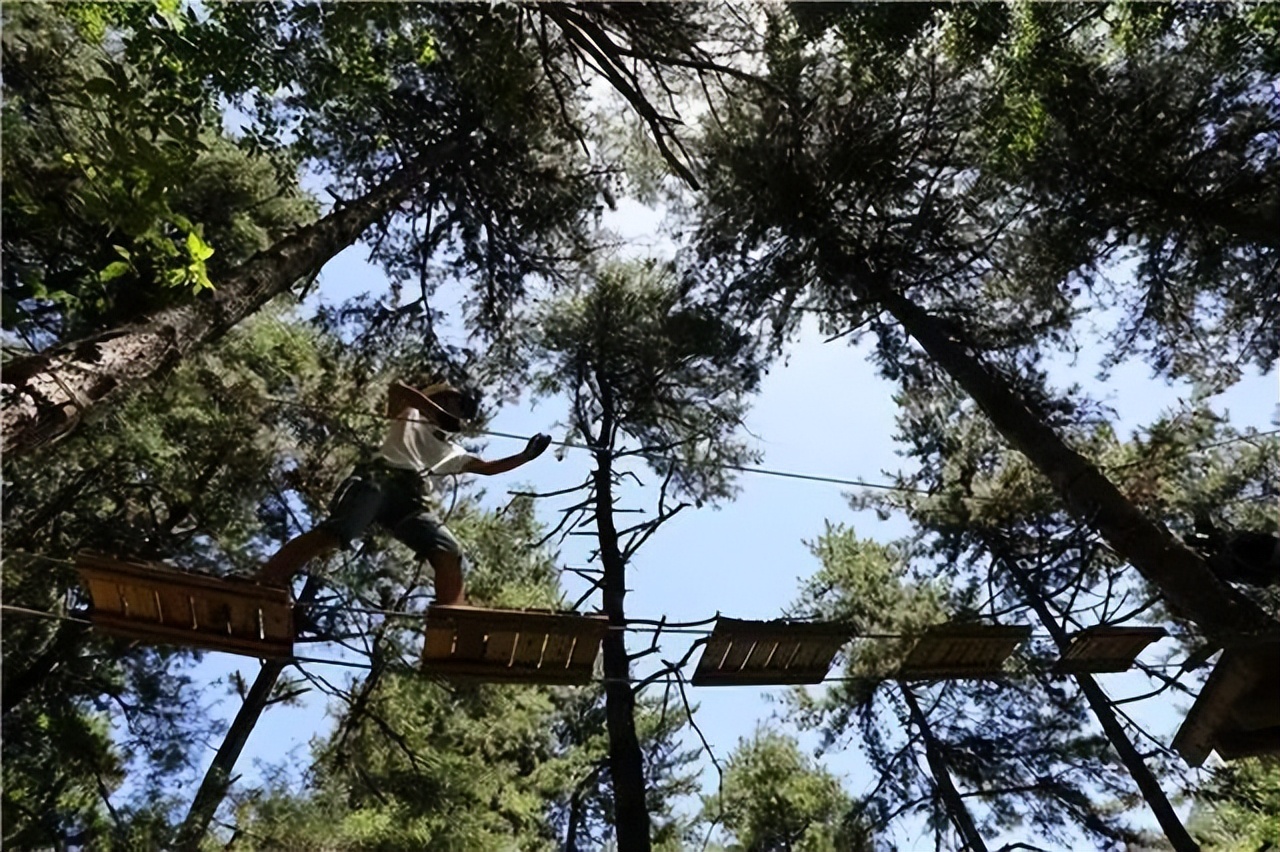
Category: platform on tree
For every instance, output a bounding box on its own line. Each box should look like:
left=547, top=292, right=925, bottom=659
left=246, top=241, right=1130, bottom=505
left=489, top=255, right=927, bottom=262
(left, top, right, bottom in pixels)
left=1055, top=626, right=1167, bottom=674
left=1173, top=644, right=1280, bottom=766
left=421, top=604, right=608, bottom=684
left=895, top=623, right=1031, bottom=679
left=690, top=617, right=849, bottom=686
left=75, top=552, right=294, bottom=659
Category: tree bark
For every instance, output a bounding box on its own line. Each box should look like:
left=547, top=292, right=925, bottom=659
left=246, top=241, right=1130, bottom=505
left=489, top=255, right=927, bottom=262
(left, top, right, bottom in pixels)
left=173, top=576, right=320, bottom=851
left=1004, top=560, right=1200, bottom=852
left=867, top=281, right=1277, bottom=640
left=590, top=401, right=652, bottom=852
left=900, top=683, right=989, bottom=852
left=2, top=143, right=457, bottom=459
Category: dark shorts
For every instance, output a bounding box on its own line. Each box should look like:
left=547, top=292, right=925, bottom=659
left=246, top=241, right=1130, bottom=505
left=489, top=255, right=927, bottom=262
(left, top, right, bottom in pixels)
left=319, top=462, right=463, bottom=559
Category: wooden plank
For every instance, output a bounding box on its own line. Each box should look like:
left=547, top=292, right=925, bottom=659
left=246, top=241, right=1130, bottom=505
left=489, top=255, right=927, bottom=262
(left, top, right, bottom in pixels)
left=699, top=636, right=733, bottom=674
left=423, top=626, right=456, bottom=661
left=260, top=602, right=294, bottom=641
left=692, top=618, right=850, bottom=686
left=85, top=579, right=125, bottom=615
left=1057, top=626, right=1166, bottom=673
left=1173, top=646, right=1280, bottom=765
left=425, top=604, right=604, bottom=634
left=75, top=553, right=297, bottom=659
left=541, top=632, right=577, bottom=670
left=77, top=552, right=290, bottom=604
left=121, top=584, right=159, bottom=621
left=483, top=630, right=519, bottom=666
left=92, top=613, right=293, bottom=659
left=789, top=639, right=837, bottom=670
left=898, top=624, right=1030, bottom=679
left=512, top=632, right=548, bottom=668
left=742, top=639, right=780, bottom=671
left=773, top=639, right=805, bottom=672
left=1213, top=727, right=1280, bottom=761
left=420, top=605, right=605, bottom=682
left=420, top=659, right=595, bottom=685
left=719, top=639, right=755, bottom=674
left=453, top=624, right=487, bottom=660
left=568, top=630, right=601, bottom=667
left=1232, top=690, right=1280, bottom=731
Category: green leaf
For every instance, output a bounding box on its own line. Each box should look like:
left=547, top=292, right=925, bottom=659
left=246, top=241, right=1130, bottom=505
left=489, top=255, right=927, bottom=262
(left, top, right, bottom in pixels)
left=417, top=34, right=438, bottom=66
left=83, top=77, right=118, bottom=97
left=185, top=230, right=215, bottom=262
left=99, top=261, right=132, bottom=282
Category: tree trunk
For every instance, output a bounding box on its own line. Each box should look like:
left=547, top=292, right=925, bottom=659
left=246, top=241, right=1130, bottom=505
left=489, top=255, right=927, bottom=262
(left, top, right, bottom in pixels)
left=173, top=576, right=320, bottom=851
left=590, top=405, right=652, bottom=852
left=900, top=683, right=989, bottom=852
left=868, top=282, right=1276, bottom=640
left=1004, top=560, right=1200, bottom=852
left=2, top=144, right=457, bottom=459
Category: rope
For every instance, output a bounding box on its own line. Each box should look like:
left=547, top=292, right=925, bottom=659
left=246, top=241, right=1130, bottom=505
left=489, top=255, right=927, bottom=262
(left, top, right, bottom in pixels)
left=265, top=395, right=1280, bottom=499
left=0, top=603, right=92, bottom=625
left=0, top=597, right=1230, bottom=646
left=1, top=604, right=1214, bottom=684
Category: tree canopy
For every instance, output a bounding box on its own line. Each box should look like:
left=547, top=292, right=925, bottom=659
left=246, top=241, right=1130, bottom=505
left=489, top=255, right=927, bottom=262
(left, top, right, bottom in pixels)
left=3, top=2, right=1277, bottom=850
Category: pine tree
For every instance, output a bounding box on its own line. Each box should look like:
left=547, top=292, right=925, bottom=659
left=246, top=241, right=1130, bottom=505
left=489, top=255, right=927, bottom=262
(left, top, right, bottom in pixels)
left=688, top=3, right=1279, bottom=641
left=524, top=258, right=765, bottom=850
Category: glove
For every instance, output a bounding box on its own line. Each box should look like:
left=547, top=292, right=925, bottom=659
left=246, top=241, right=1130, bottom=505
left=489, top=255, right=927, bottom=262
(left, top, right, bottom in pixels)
left=523, top=433, right=552, bottom=460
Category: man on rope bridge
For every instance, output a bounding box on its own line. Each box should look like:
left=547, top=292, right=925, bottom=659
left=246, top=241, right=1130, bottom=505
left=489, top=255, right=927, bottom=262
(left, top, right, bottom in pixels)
left=258, top=379, right=552, bottom=605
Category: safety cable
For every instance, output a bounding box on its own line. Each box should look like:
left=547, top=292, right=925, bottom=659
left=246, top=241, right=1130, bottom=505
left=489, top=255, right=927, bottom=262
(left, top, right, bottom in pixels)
left=5, top=549, right=1273, bottom=646
left=1, top=603, right=1220, bottom=685
left=2, top=596, right=1257, bottom=647
left=263, top=395, right=1280, bottom=499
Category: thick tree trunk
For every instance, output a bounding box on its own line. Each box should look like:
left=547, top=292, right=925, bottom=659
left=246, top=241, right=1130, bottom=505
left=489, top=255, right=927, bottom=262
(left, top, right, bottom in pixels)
left=2, top=144, right=456, bottom=458
left=591, top=407, right=652, bottom=852
left=173, top=577, right=320, bottom=851
left=869, top=283, right=1277, bottom=640
left=1005, top=561, right=1200, bottom=852
left=900, top=684, right=989, bottom=852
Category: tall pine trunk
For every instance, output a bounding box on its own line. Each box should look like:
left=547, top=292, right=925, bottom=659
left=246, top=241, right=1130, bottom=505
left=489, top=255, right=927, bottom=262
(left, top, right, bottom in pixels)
left=2, top=144, right=456, bottom=458
left=865, top=280, right=1276, bottom=640
left=1003, top=558, right=1200, bottom=852
left=174, top=577, right=321, bottom=851
left=900, top=683, right=989, bottom=852
left=590, top=402, right=652, bottom=851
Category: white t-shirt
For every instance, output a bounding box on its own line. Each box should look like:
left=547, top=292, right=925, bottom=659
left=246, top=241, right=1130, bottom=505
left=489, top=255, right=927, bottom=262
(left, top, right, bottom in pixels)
left=378, top=408, right=477, bottom=484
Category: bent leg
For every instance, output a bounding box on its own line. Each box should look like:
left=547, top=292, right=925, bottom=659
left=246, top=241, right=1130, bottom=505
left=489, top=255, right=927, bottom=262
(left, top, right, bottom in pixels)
left=259, top=473, right=382, bottom=586
left=258, top=528, right=341, bottom=586
left=391, top=513, right=467, bottom=605
left=429, top=549, right=466, bottom=606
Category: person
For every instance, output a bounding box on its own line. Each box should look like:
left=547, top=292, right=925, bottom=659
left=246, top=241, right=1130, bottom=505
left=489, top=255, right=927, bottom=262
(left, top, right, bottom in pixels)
left=258, top=379, right=551, bottom=605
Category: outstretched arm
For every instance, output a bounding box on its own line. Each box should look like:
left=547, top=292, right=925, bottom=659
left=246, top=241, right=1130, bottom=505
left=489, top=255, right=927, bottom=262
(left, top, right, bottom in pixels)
left=387, top=381, right=454, bottom=423
left=463, top=434, right=552, bottom=476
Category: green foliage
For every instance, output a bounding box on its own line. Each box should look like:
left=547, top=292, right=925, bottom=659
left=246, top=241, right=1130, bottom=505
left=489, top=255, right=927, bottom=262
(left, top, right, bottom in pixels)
left=531, top=258, right=764, bottom=504
left=1189, top=757, right=1280, bottom=851
left=790, top=523, right=1147, bottom=848
left=224, top=495, right=698, bottom=851
left=203, top=2, right=609, bottom=342
left=704, top=729, right=870, bottom=852
left=0, top=309, right=386, bottom=847
left=691, top=2, right=1278, bottom=398
left=1, top=3, right=315, bottom=342
left=797, top=526, right=948, bottom=704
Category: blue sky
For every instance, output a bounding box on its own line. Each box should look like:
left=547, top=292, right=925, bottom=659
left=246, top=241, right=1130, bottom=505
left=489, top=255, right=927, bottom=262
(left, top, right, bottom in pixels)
left=181, top=194, right=1275, bottom=848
